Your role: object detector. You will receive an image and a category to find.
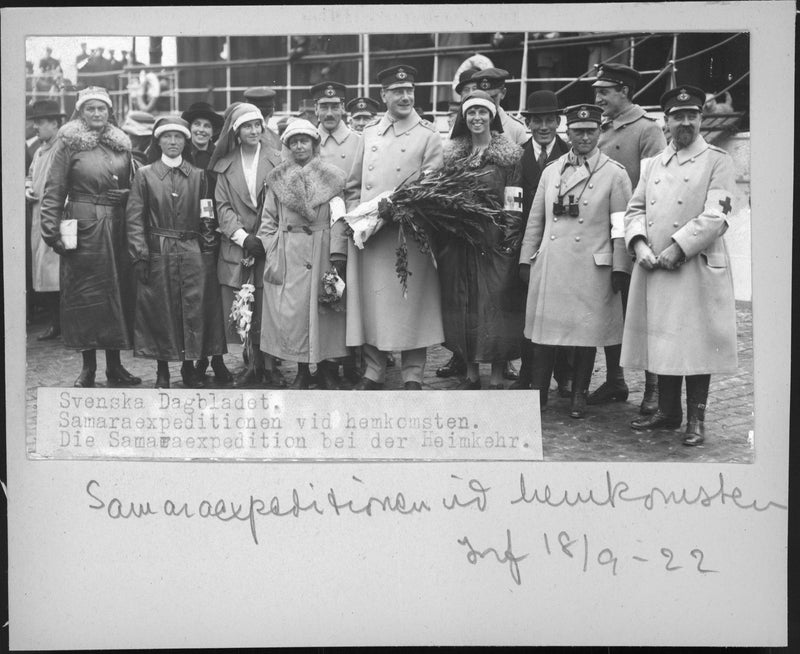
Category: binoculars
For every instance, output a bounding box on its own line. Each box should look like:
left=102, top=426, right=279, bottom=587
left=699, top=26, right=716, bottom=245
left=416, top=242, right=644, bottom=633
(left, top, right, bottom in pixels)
left=553, top=194, right=580, bottom=218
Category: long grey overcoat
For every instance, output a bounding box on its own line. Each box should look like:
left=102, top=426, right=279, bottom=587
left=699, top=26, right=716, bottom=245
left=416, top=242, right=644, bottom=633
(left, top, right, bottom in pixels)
left=331, top=113, right=444, bottom=351
left=621, top=137, right=738, bottom=375
left=520, top=148, right=633, bottom=346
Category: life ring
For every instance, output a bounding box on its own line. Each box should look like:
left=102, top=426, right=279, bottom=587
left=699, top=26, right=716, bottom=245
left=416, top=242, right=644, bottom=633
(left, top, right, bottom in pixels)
left=133, top=71, right=160, bottom=112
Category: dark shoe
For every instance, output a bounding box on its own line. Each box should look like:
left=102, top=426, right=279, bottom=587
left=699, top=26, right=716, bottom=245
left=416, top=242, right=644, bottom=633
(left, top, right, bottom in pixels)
left=316, top=362, right=341, bottom=390
left=211, top=359, right=233, bottom=384
left=74, top=368, right=96, bottom=388
left=263, top=368, right=287, bottom=388
left=455, top=378, right=481, bottom=390
left=195, top=357, right=210, bottom=377
left=342, top=363, right=362, bottom=385
left=404, top=381, right=422, bottom=390
left=105, top=366, right=142, bottom=386
left=533, top=388, right=548, bottom=408
left=155, top=371, right=170, bottom=389
left=569, top=391, right=587, bottom=418
left=509, top=378, right=532, bottom=390
left=640, top=383, right=659, bottom=415
left=556, top=379, right=572, bottom=398
left=37, top=324, right=61, bottom=340
left=488, top=383, right=504, bottom=390
left=181, top=363, right=205, bottom=388
left=289, top=368, right=312, bottom=390
left=683, top=418, right=705, bottom=446
left=353, top=378, right=384, bottom=390
left=630, top=410, right=682, bottom=431
left=587, top=380, right=629, bottom=405
left=234, top=367, right=263, bottom=388
left=503, top=361, right=519, bottom=381
left=436, top=353, right=466, bottom=378
left=386, top=352, right=396, bottom=367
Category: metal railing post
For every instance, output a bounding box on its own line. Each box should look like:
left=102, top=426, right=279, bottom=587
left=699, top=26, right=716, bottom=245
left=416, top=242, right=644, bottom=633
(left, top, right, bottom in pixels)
left=363, top=33, right=370, bottom=98
left=432, top=33, right=439, bottom=110
left=225, top=36, right=231, bottom=109
left=518, top=32, right=530, bottom=113
left=286, top=36, right=292, bottom=113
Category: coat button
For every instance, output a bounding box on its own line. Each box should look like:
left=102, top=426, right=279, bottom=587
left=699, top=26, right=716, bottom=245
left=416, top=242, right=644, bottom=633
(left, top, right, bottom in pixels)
left=396, top=167, right=401, bottom=171
left=371, top=146, right=377, bottom=151
left=655, top=179, right=660, bottom=184
left=650, top=199, right=656, bottom=205
left=401, top=148, right=406, bottom=152
left=578, top=218, right=584, bottom=223
left=648, top=221, right=654, bottom=226
left=575, top=236, right=581, bottom=242
left=588, top=183, right=594, bottom=189
left=553, top=217, right=558, bottom=222
left=677, top=199, right=683, bottom=204
left=368, top=165, right=374, bottom=171
left=684, top=176, right=689, bottom=181
left=550, top=235, right=555, bottom=240
left=583, top=200, right=588, bottom=205
left=366, top=184, right=372, bottom=190
left=673, top=222, right=679, bottom=227
left=341, top=154, right=346, bottom=158
left=287, top=225, right=292, bottom=231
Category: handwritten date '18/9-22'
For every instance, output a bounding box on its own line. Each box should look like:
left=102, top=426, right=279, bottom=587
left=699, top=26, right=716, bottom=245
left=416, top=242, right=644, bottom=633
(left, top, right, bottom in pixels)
left=457, top=530, right=718, bottom=586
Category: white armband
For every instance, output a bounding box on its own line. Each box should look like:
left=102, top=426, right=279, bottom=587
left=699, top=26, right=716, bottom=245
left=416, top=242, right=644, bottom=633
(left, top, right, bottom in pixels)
left=231, top=228, right=249, bottom=247
left=610, top=211, right=625, bottom=239
left=329, top=196, right=346, bottom=226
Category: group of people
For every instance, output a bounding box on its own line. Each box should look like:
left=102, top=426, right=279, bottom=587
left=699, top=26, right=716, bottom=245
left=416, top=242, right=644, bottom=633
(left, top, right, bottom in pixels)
left=28, top=61, right=738, bottom=447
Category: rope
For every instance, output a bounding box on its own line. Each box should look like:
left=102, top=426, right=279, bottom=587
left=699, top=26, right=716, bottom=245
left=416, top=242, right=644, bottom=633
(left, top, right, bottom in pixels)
left=632, top=52, right=675, bottom=100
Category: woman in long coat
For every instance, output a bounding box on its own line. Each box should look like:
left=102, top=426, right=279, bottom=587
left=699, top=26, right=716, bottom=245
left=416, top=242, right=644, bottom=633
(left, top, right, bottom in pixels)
left=210, top=102, right=284, bottom=388
left=519, top=104, right=633, bottom=418
left=126, top=116, right=228, bottom=388
left=257, top=119, right=348, bottom=388
left=40, top=86, right=141, bottom=388
left=437, top=90, right=525, bottom=389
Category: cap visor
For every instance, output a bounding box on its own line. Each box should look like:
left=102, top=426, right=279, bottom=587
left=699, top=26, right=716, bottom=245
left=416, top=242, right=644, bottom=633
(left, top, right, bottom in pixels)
left=666, top=104, right=703, bottom=114
left=383, top=82, right=414, bottom=90
left=591, top=80, right=617, bottom=88
left=568, top=120, right=600, bottom=129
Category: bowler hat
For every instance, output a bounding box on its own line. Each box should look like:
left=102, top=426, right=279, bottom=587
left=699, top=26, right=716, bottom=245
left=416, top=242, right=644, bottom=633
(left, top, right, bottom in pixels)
left=28, top=99, right=66, bottom=120
left=520, top=90, right=561, bottom=116
left=181, top=102, right=224, bottom=132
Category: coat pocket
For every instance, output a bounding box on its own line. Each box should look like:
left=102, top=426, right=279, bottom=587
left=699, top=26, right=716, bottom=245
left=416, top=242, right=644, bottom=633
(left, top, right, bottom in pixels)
left=262, top=235, right=284, bottom=285
left=593, top=251, right=613, bottom=267
left=700, top=250, right=727, bottom=268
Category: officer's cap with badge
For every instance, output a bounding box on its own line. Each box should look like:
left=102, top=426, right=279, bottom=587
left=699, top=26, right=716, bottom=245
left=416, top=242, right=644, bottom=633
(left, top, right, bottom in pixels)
left=591, top=63, right=642, bottom=91
left=377, top=64, right=417, bottom=90
left=660, top=85, right=705, bottom=114
left=346, top=96, right=380, bottom=117
left=564, top=104, right=603, bottom=129
left=311, top=81, right=348, bottom=104
left=243, top=86, right=277, bottom=111
left=470, top=67, right=510, bottom=92
left=455, top=67, right=481, bottom=95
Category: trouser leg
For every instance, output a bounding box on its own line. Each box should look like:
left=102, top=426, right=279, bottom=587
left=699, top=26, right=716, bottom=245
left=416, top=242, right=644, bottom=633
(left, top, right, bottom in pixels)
left=684, top=374, right=710, bottom=446
left=569, top=346, right=596, bottom=418
left=530, top=343, right=555, bottom=408
left=362, top=343, right=388, bottom=384
left=400, top=347, right=427, bottom=385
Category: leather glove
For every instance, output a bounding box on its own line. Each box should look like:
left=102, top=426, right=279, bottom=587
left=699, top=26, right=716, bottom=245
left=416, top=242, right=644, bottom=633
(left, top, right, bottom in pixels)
left=133, top=260, right=149, bottom=285
left=519, top=264, right=530, bottom=285
left=51, top=239, right=68, bottom=256
left=106, top=188, right=130, bottom=204
left=611, top=271, right=630, bottom=294
left=331, top=258, right=347, bottom=283
left=243, top=234, right=265, bottom=258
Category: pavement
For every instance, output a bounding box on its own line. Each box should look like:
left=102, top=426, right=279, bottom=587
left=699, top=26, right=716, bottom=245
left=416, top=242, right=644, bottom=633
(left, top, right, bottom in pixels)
left=24, top=300, right=754, bottom=463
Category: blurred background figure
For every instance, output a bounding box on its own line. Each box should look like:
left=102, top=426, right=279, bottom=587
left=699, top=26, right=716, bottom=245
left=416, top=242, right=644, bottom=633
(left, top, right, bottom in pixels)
left=120, top=110, right=156, bottom=167
left=346, top=96, right=379, bottom=133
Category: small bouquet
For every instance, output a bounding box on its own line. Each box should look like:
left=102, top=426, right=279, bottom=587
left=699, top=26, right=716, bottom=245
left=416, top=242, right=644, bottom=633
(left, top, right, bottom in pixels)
left=318, top=269, right=346, bottom=312
left=341, top=190, right=394, bottom=249
left=230, top=260, right=256, bottom=358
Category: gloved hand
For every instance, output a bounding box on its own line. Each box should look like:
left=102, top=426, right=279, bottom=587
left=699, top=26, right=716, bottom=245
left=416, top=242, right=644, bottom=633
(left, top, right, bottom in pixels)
left=106, top=188, right=130, bottom=204
left=243, top=234, right=265, bottom=258
left=519, top=264, right=530, bottom=285
left=611, top=271, right=630, bottom=294
left=133, top=260, right=149, bottom=285
left=331, top=258, right=347, bottom=283
left=51, top=239, right=69, bottom=256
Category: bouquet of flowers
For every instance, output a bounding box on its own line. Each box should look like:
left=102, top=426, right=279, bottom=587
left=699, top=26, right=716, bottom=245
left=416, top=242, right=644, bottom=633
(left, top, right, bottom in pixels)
left=318, top=269, right=346, bottom=312
left=230, top=259, right=256, bottom=359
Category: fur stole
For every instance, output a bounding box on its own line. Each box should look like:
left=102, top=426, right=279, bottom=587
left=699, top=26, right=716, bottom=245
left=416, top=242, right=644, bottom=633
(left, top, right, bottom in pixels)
left=443, top=132, right=522, bottom=172
left=58, top=119, right=132, bottom=153
left=266, top=157, right=346, bottom=221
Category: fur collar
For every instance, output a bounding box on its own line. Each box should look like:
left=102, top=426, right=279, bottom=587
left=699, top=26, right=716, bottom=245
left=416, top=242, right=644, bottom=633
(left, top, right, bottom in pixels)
left=267, top=157, right=346, bottom=221
left=444, top=132, right=522, bottom=171
left=58, top=119, right=132, bottom=153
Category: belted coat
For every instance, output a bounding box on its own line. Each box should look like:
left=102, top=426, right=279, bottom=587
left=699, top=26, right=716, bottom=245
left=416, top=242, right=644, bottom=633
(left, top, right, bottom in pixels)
left=331, top=112, right=444, bottom=351
left=257, top=157, right=347, bottom=363
left=520, top=148, right=633, bottom=346
left=621, top=137, right=738, bottom=375
left=126, top=159, right=227, bottom=361
left=40, top=119, right=135, bottom=350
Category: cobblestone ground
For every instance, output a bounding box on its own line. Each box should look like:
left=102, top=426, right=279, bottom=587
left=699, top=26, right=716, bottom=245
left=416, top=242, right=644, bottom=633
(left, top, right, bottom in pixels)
left=24, top=301, right=754, bottom=463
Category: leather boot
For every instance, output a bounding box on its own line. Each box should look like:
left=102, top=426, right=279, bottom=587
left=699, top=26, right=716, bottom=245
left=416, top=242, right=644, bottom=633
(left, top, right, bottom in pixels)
left=530, top=343, right=555, bottom=408
left=262, top=354, right=287, bottom=388
left=436, top=351, right=465, bottom=378
left=74, top=349, right=96, bottom=388
left=631, top=375, right=683, bottom=430
left=316, top=361, right=341, bottom=390
left=509, top=339, right=533, bottom=389
left=503, top=360, right=519, bottom=381
left=569, top=347, right=596, bottom=419
left=640, top=370, right=659, bottom=415
left=289, top=363, right=312, bottom=390
left=342, top=354, right=362, bottom=385
left=105, top=350, right=142, bottom=386
left=195, top=357, right=210, bottom=377
left=155, top=360, right=170, bottom=389
left=587, top=344, right=628, bottom=404
left=235, top=348, right=264, bottom=388
left=211, top=355, right=233, bottom=384
left=553, top=346, right=574, bottom=397
left=683, top=374, right=710, bottom=446
left=181, top=361, right=204, bottom=388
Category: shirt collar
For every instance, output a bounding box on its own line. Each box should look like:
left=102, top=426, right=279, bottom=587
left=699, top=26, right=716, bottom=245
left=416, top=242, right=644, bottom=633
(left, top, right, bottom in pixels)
left=532, top=138, right=555, bottom=159
left=155, top=157, right=191, bottom=179
left=661, top=134, right=709, bottom=165
left=567, top=146, right=600, bottom=168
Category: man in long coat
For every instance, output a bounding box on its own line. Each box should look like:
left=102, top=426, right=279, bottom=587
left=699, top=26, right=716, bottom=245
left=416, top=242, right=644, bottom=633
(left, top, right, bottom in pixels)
left=519, top=104, right=632, bottom=418
left=512, top=90, right=571, bottom=393
left=623, top=86, right=737, bottom=446
left=331, top=64, right=444, bottom=390
left=590, top=63, right=668, bottom=413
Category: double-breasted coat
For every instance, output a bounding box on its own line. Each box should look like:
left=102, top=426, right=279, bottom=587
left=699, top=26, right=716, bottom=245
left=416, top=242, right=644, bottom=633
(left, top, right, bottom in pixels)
left=520, top=134, right=570, bottom=221
left=28, top=138, right=60, bottom=292
left=331, top=112, right=444, bottom=351
left=437, top=134, right=526, bottom=362
left=126, top=159, right=227, bottom=361
left=520, top=148, right=633, bottom=346
left=318, top=121, right=360, bottom=175
left=257, top=157, right=348, bottom=363
left=621, top=137, right=737, bottom=375
left=40, top=119, right=135, bottom=350
left=598, top=103, right=666, bottom=188
left=213, top=144, right=282, bottom=290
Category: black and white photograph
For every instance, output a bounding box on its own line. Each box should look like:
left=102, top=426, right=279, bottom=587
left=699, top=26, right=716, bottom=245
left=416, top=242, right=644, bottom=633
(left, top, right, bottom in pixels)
left=3, top=3, right=792, bottom=650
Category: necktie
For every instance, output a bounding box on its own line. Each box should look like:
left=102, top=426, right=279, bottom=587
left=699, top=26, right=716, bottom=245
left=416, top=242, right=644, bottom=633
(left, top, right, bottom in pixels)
left=538, top=145, right=548, bottom=170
